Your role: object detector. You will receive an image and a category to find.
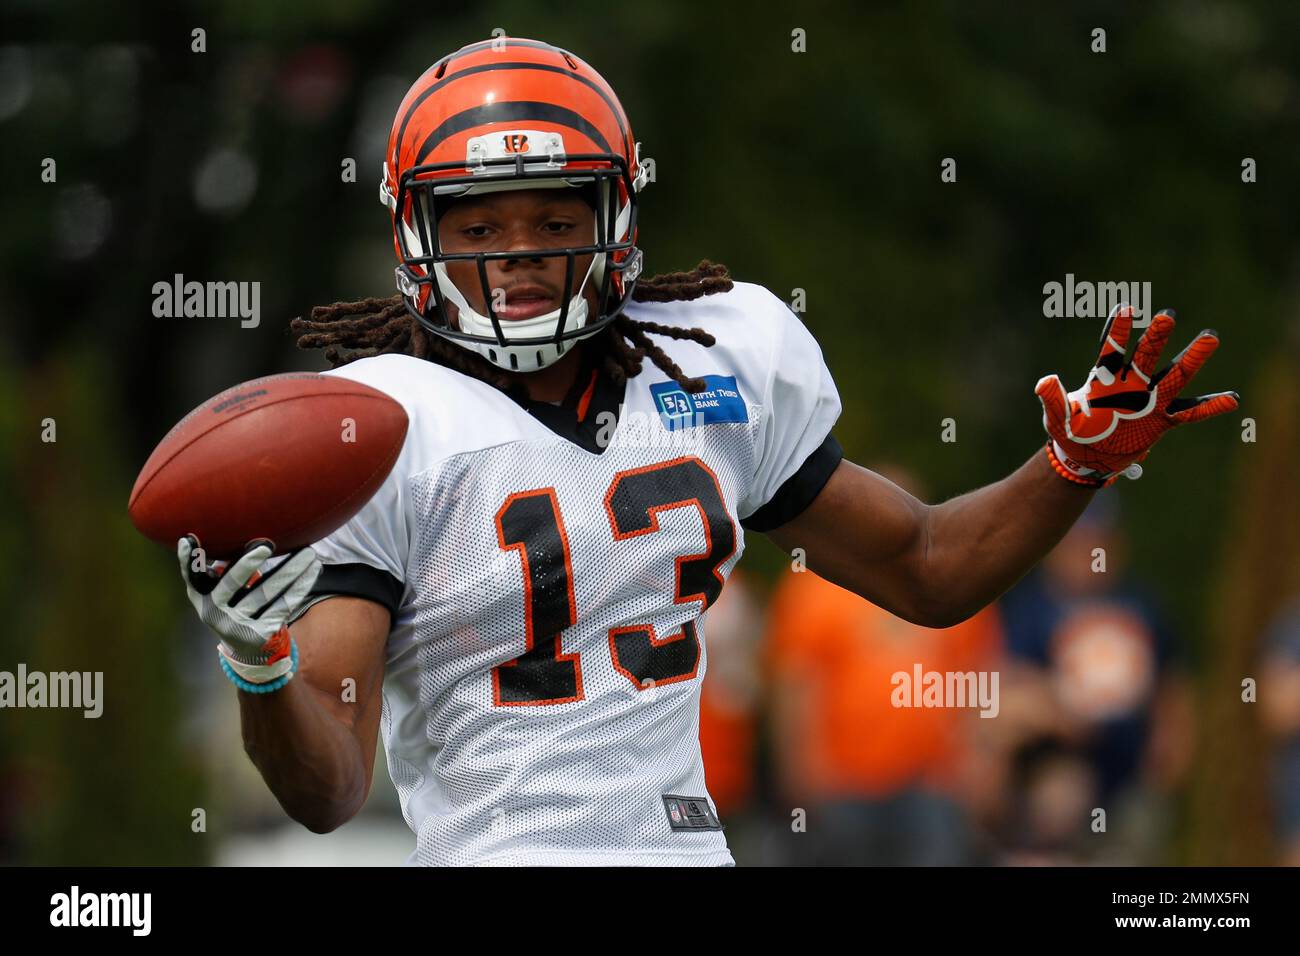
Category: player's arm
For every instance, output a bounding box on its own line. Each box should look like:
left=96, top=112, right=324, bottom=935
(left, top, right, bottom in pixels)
left=768, top=451, right=1092, bottom=628
left=178, top=537, right=390, bottom=833
left=237, top=596, right=389, bottom=833
left=768, top=305, right=1237, bottom=628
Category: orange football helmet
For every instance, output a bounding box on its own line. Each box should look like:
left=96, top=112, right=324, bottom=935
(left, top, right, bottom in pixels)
left=380, top=37, right=649, bottom=372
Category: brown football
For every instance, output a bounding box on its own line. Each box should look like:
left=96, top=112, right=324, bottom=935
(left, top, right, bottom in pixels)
left=128, top=372, right=408, bottom=560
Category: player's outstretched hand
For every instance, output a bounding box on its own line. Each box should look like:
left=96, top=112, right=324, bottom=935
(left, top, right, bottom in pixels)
left=177, top=535, right=321, bottom=685
left=1035, top=303, right=1239, bottom=486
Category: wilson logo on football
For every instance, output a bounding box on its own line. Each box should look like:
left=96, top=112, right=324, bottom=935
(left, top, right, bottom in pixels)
left=502, top=133, right=530, bottom=154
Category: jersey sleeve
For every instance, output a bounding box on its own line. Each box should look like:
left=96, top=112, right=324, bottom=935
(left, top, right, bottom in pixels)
left=302, top=458, right=411, bottom=617
left=738, top=293, right=843, bottom=532
left=293, top=359, right=419, bottom=619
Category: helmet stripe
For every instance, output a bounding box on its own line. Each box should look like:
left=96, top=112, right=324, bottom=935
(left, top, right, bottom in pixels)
left=414, top=101, right=613, bottom=165
left=396, top=62, right=628, bottom=165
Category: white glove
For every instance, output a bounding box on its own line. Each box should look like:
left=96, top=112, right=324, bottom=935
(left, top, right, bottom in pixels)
left=177, top=536, right=322, bottom=685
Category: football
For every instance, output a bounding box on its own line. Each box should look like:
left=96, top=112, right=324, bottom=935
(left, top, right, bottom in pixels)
left=128, top=372, right=408, bottom=560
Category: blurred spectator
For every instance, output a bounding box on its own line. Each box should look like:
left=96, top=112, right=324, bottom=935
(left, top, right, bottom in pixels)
left=699, top=568, right=764, bottom=818
left=993, top=496, right=1196, bottom=864
left=697, top=569, right=765, bottom=861
left=1257, top=596, right=1300, bottom=866
left=996, top=738, right=1099, bottom=866
left=764, top=570, right=1001, bottom=865
left=762, top=467, right=1002, bottom=865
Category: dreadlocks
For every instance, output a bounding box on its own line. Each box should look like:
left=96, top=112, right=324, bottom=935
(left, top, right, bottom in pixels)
left=290, top=260, right=732, bottom=400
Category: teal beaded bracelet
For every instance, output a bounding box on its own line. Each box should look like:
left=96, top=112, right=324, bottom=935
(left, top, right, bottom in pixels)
left=219, top=640, right=299, bottom=694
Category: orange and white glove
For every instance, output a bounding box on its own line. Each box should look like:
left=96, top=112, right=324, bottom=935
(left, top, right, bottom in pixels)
left=1035, top=304, right=1239, bottom=487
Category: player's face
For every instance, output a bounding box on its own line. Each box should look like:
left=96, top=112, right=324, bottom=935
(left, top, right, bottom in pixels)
left=436, top=189, right=600, bottom=325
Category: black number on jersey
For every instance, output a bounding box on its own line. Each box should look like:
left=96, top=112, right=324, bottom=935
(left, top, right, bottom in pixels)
left=494, top=456, right=737, bottom=706
left=493, top=490, right=582, bottom=706
left=605, top=457, right=735, bottom=689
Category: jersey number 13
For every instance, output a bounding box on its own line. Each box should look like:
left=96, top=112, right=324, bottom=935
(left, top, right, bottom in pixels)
left=492, top=456, right=736, bottom=707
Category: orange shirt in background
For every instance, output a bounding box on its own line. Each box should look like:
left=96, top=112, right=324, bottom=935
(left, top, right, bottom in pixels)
left=765, top=568, right=1001, bottom=801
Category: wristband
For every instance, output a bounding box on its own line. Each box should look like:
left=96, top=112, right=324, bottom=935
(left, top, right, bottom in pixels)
left=218, top=638, right=299, bottom=694
left=1045, top=442, right=1112, bottom=489
left=1046, top=440, right=1145, bottom=488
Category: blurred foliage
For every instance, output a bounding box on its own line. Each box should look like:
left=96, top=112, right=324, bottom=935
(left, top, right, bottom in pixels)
left=1189, top=354, right=1300, bottom=864
left=1, top=347, right=206, bottom=863
left=0, top=0, right=1297, bottom=863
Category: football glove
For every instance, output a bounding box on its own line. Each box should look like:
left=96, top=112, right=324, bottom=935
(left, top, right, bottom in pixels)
left=1035, top=303, right=1239, bottom=486
left=177, top=535, right=322, bottom=686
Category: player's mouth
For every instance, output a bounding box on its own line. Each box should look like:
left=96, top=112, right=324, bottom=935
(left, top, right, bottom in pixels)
left=495, top=285, right=558, bottom=321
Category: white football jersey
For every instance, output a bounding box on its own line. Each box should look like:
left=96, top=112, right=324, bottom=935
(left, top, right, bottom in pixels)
left=299, top=280, right=841, bottom=865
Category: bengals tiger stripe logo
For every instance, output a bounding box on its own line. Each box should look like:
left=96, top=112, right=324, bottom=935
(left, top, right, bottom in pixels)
left=502, top=133, right=530, bottom=154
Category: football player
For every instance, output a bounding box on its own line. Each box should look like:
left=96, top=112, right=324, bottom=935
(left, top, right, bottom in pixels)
left=178, top=37, right=1238, bottom=866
